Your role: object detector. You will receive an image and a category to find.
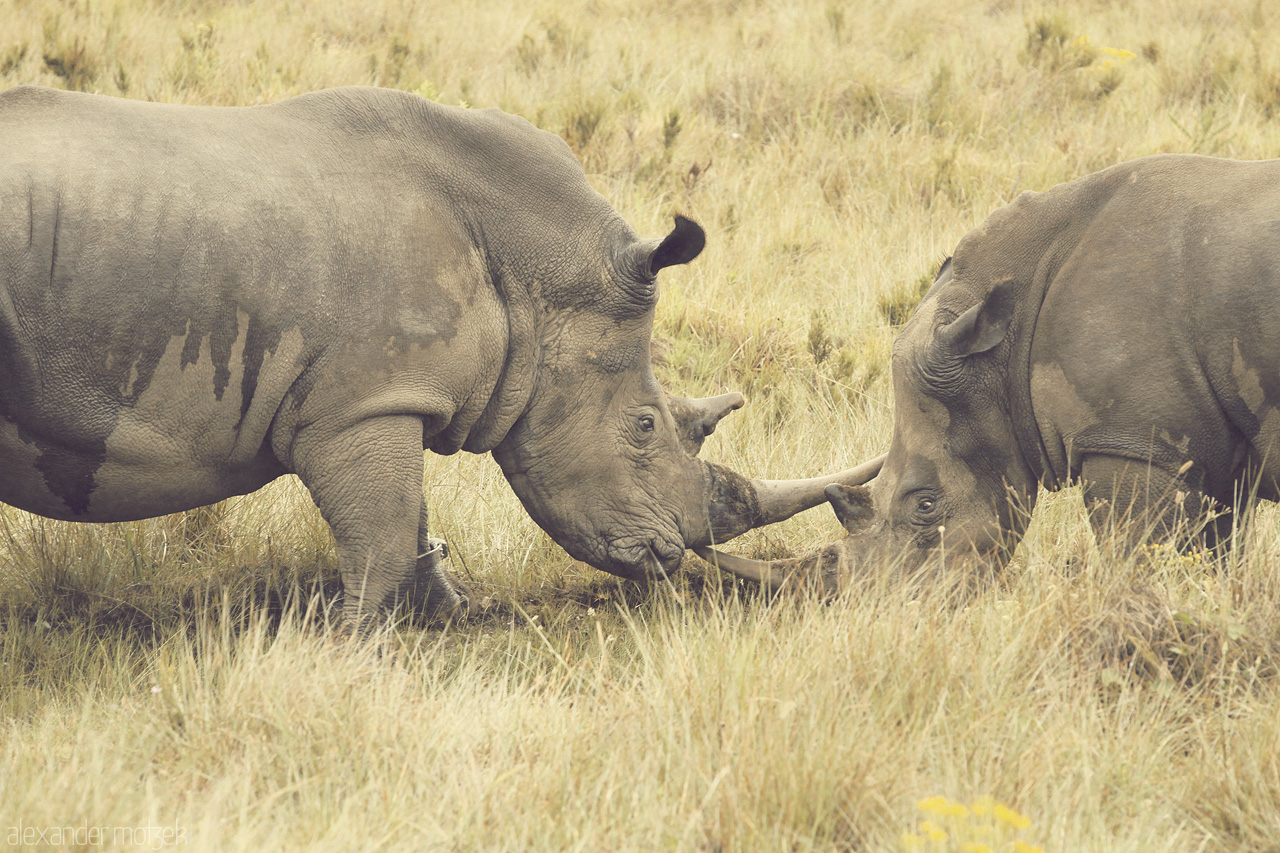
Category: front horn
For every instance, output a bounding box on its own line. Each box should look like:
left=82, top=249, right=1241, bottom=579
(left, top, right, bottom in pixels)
left=696, top=454, right=885, bottom=546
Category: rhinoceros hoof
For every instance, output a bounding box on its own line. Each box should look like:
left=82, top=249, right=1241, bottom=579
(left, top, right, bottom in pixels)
left=412, top=539, right=472, bottom=620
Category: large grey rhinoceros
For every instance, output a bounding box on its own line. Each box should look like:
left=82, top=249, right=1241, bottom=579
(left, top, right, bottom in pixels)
left=0, top=85, right=879, bottom=626
left=699, top=154, right=1280, bottom=590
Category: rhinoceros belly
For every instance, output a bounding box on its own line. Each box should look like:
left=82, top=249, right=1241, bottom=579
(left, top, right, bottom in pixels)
left=0, top=314, right=302, bottom=522
left=0, top=416, right=284, bottom=522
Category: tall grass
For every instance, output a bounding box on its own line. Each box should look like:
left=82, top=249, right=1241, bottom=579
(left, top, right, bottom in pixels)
left=4, top=0, right=1280, bottom=848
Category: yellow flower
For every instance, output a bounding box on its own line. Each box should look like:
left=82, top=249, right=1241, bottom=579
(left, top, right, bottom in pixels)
left=994, top=803, right=1032, bottom=830
left=916, top=795, right=968, bottom=817
left=970, top=795, right=996, bottom=817
left=925, top=827, right=947, bottom=843
left=1101, top=46, right=1137, bottom=60
left=1013, top=843, right=1045, bottom=853
left=917, top=795, right=950, bottom=814
left=900, top=831, right=925, bottom=850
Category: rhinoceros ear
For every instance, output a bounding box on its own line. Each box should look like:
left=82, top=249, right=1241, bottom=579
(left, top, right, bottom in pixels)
left=936, top=278, right=1016, bottom=357
left=647, top=215, right=706, bottom=275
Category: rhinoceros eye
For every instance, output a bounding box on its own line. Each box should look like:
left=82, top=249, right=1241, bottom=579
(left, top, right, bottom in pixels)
left=915, top=497, right=937, bottom=516
left=637, top=415, right=656, bottom=433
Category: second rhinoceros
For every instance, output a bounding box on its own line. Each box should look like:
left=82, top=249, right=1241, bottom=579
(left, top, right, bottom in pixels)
left=0, top=85, right=878, bottom=627
left=700, top=154, right=1280, bottom=590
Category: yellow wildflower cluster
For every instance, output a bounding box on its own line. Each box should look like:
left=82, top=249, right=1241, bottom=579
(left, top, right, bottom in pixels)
left=1090, top=41, right=1138, bottom=72
left=900, top=795, right=1044, bottom=852
left=1065, top=35, right=1138, bottom=71
left=1142, top=541, right=1212, bottom=571
left=1065, top=36, right=1137, bottom=98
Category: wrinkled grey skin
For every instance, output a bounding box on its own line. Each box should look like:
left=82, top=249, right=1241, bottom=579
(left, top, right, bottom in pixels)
left=717, top=154, right=1280, bottom=591
left=0, top=85, right=851, bottom=628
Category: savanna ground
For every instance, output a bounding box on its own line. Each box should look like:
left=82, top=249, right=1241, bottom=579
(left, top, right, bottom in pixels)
left=4, top=0, right=1280, bottom=849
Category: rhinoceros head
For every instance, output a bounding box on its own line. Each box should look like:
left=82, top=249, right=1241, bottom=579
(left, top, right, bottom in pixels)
left=698, top=278, right=1039, bottom=592
left=492, top=217, right=879, bottom=580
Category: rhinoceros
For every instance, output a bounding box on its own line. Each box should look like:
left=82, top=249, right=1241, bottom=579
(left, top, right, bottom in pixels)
left=0, top=85, right=879, bottom=626
left=699, top=154, right=1280, bottom=590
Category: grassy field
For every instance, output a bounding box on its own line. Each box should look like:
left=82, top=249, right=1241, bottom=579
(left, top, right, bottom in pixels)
left=4, top=0, right=1280, bottom=849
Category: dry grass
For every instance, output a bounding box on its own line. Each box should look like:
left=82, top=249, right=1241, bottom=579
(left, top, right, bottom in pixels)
left=5, top=0, right=1280, bottom=849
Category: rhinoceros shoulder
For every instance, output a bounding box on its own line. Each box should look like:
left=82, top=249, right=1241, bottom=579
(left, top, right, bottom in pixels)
left=0, top=84, right=63, bottom=107
left=263, top=87, right=583, bottom=179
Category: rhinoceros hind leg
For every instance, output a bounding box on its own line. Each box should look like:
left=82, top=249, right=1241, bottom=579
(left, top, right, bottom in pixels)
left=1080, top=454, right=1234, bottom=555
left=292, top=415, right=426, bottom=633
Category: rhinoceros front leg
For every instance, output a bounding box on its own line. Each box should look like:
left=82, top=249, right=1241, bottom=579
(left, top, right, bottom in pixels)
left=1080, top=454, right=1234, bottom=555
left=291, top=415, right=428, bottom=632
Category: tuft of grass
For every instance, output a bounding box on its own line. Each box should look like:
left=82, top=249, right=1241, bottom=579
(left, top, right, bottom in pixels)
left=1073, top=578, right=1279, bottom=695
left=41, top=26, right=98, bottom=91
left=1022, top=15, right=1096, bottom=71
left=878, top=266, right=937, bottom=327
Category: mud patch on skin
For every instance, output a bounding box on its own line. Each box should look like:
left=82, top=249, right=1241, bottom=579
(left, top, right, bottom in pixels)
left=237, top=314, right=285, bottom=424
left=1230, top=337, right=1280, bottom=448
left=1233, top=338, right=1266, bottom=414
left=0, top=287, right=246, bottom=515
left=704, top=461, right=761, bottom=542
left=1030, top=360, right=1102, bottom=476
left=31, top=441, right=103, bottom=515
left=1030, top=362, right=1101, bottom=433
left=788, top=541, right=851, bottom=594
left=5, top=400, right=114, bottom=517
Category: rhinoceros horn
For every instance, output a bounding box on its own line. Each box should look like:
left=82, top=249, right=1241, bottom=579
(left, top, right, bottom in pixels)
left=696, top=453, right=886, bottom=548
left=692, top=545, right=789, bottom=590
left=695, top=455, right=885, bottom=589
left=667, top=391, right=745, bottom=456
left=824, top=483, right=875, bottom=534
